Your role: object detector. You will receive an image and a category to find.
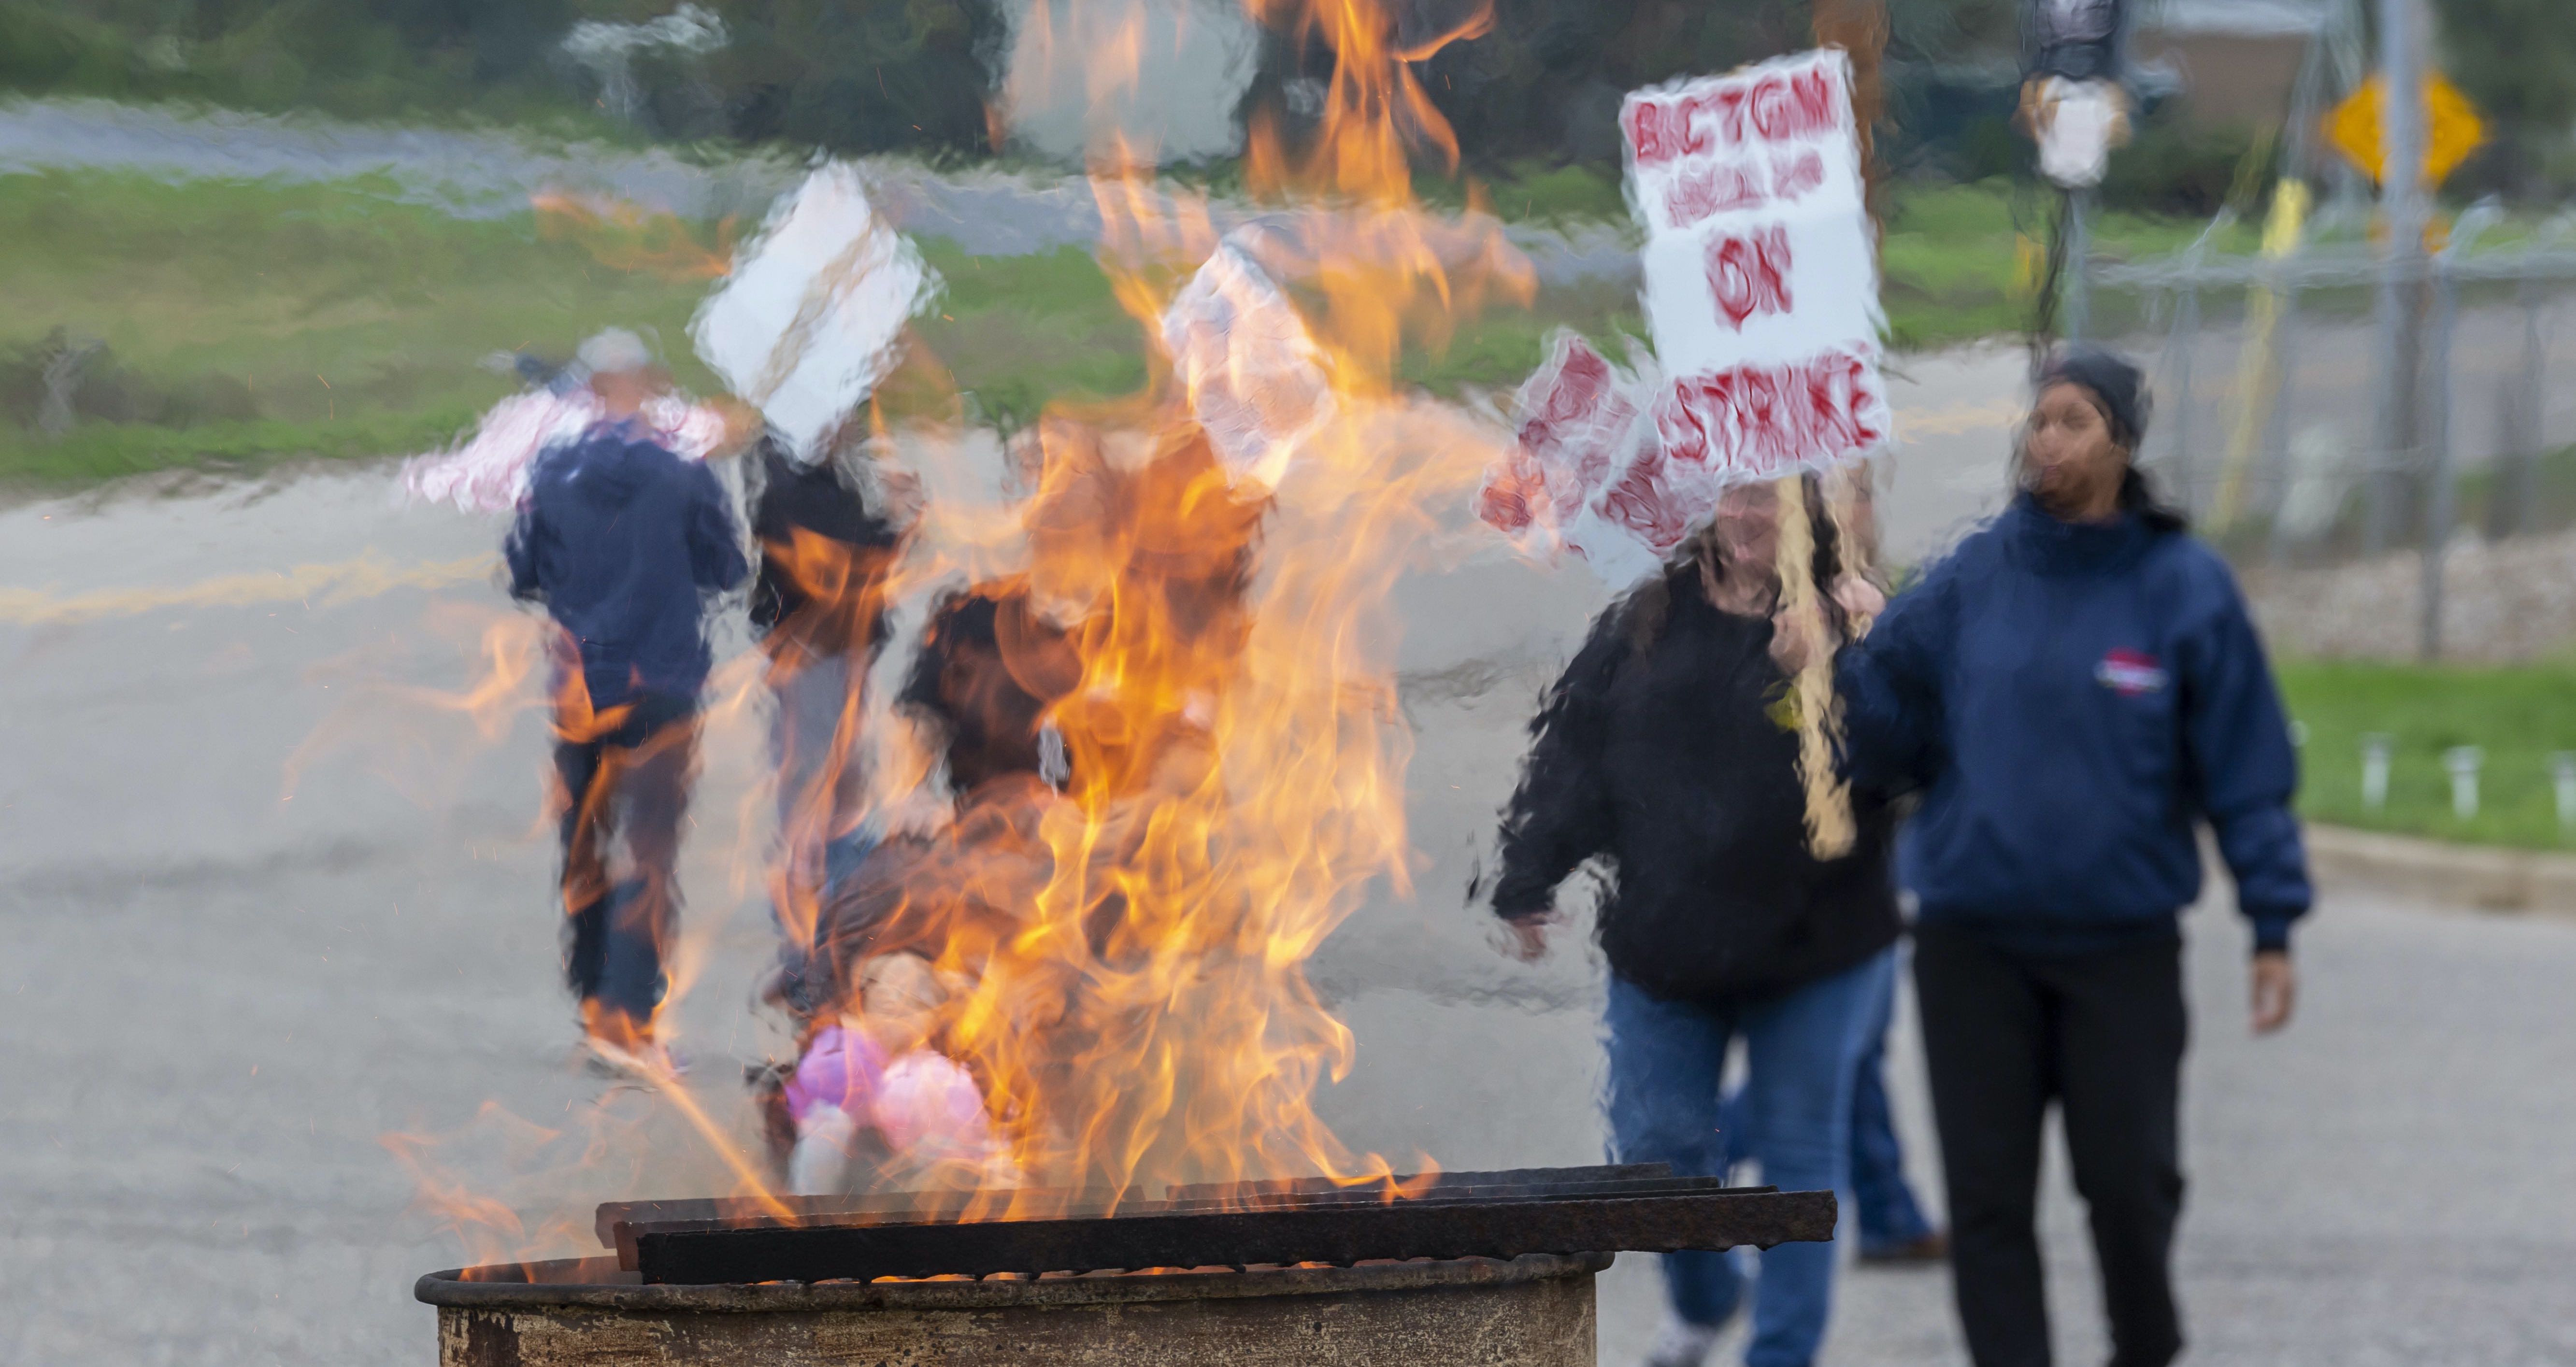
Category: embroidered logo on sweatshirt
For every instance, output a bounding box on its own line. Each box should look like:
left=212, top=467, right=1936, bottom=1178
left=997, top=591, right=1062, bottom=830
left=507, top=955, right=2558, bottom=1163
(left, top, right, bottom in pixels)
left=2095, top=648, right=2168, bottom=696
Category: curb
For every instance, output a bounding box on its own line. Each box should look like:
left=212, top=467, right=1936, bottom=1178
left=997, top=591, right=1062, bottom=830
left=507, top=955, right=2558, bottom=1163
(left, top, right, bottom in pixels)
left=2306, top=823, right=2576, bottom=916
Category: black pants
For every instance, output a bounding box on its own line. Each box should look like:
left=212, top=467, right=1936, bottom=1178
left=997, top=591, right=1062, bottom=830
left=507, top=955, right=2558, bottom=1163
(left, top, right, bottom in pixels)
left=556, top=692, right=700, bottom=1031
left=1914, top=923, right=2189, bottom=1367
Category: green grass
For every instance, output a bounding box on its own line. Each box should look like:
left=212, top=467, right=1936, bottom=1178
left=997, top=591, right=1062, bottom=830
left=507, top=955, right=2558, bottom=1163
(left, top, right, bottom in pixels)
left=0, top=168, right=716, bottom=482
left=0, top=168, right=2239, bottom=485
left=905, top=242, right=1148, bottom=430
left=1876, top=180, right=2261, bottom=347
left=2279, top=659, right=2576, bottom=851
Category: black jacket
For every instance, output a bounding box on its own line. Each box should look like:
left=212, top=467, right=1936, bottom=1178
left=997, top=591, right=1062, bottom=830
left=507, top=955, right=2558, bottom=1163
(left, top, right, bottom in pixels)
left=748, top=440, right=903, bottom=658
left=1491, top=581, right=1900, bottom=1004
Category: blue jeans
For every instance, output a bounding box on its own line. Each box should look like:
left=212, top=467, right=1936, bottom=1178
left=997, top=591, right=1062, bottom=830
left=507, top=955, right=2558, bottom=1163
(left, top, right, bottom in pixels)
left=1605, top=949, right=1897, bottom=1367
left=556, top=692, right=700, bottom=1029
left=768, top=647, right=874, bottom=915
left=1721, top=953, right=1934, bottom=1253
left=766, top=646, right=880, bottom=1015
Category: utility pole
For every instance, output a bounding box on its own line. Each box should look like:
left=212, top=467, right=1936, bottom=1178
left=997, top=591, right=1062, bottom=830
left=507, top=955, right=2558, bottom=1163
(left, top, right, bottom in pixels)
left=2064, top=188, right=2093, bottom=341
left=2366, top=0, right=2427, bottom=556
left=2417, top=204, right=2496, bottom=660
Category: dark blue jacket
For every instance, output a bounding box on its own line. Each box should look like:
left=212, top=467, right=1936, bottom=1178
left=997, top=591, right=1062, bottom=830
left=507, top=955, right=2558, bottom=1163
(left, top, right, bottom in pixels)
left=1838, top=495, right=2310, bottom=953
left=506, top=423, right=749, bottom=711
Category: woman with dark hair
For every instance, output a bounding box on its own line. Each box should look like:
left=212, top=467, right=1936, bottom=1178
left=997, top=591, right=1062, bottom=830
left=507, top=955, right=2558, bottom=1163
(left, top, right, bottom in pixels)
left=1491, top=477, right=1901, bottom=1367
left=1785, top=346, right=2310, bottom=1367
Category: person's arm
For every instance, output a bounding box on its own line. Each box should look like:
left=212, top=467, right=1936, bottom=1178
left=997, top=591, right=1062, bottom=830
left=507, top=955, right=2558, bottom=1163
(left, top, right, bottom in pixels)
left=1831, top=567, right=1952, bottom=794
left=2178, top=563, right=2311, bottom=1030
left=687, top=465, right=752, bottom=595
left=1489, top=621, right=1625, bottom=958
left=504, top=499, right=547, bottom=604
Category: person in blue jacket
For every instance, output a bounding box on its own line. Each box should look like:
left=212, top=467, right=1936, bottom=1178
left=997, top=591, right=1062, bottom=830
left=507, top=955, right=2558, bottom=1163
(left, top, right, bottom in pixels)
left=1778, top=346, right=2308, bottom=1367
left=1782, top=347, right=2308, bottom=1367
left=506, top=329, right=750, bottom=1073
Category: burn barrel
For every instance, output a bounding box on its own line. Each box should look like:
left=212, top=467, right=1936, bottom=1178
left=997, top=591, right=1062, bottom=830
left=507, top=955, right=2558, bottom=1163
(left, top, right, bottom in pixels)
left=418, top=1251, right=1611, bottom=1366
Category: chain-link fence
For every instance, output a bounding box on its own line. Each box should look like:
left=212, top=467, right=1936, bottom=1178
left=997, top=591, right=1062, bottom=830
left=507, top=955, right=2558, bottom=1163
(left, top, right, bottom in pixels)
left=2081, top=209, right=2576, bottom=656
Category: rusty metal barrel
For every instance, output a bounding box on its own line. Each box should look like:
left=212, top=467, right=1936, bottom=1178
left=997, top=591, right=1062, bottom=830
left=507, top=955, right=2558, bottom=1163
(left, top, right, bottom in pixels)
left=418, top=1251, right=1610, bottom=1366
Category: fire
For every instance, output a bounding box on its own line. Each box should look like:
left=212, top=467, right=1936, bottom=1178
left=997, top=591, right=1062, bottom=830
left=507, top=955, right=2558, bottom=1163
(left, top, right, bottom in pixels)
left=282, top=601, right=549, bottom=812
left=334, top=0, right=1546, bottom=1258
left=533, top=191, right=740, bottom=282
left=788, top=0, right=1531, bottom=1212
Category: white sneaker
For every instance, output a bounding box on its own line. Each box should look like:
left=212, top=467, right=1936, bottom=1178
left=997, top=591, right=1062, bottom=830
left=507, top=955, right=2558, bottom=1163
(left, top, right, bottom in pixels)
left=1641, top=1312, right=1724, bottom=1367
left=581, top=1034, right=690, bottom=1082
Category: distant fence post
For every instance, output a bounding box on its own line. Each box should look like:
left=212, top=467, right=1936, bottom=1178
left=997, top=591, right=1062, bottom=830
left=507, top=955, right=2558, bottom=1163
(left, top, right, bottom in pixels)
left=2261, top=278, right=2304, bottom=564
left=2419, top=248, right=2460, bottom=659
left=2171, top=283, right=2199, bottom=513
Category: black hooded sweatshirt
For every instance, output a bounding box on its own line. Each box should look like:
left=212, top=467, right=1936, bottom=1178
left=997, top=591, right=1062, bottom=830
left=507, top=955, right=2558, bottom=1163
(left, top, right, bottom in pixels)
left=747, top=439, right=903, bottom=658
left=1490, top=579, right=1899, bottom=1005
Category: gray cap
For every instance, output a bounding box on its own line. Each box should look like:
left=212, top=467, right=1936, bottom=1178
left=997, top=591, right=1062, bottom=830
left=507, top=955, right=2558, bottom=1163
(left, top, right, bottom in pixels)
left=575, top=327, right=654, bottom=378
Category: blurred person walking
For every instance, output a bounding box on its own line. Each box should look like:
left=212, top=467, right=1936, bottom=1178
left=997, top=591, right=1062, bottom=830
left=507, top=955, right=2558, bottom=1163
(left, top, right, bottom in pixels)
left=1491, top=479, right=1900, bottom=1367
left=1789, top=346, right=2310, bottom=1367
left=746, top=427, right=916, bottom=1017
left=506, top=328, right=750, bottom=1073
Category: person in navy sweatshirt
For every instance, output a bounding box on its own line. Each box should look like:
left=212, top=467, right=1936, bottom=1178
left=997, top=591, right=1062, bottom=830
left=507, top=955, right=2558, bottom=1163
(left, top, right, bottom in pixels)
left=1781, top=346, right=2308, bottom=1367
left=506, top=329, right=750, bottom=1073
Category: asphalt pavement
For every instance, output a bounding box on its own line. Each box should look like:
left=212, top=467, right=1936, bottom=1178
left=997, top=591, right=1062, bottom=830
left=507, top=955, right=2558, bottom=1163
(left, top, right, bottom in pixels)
left=6, top=378, right=2576, bottom=1366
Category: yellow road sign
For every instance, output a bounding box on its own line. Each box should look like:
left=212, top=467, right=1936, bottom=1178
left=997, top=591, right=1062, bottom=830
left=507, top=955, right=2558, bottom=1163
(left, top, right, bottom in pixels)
left=2325, top=72, right=2488, bottom=187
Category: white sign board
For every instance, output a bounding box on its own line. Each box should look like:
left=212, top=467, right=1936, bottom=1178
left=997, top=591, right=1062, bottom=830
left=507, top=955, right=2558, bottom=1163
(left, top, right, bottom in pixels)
left=1625, top=49, right=1890, bottom=487
left=1478, top=331, right=1665, bottom=587
left=692, top=162, right=942, bottom=459
left=1159, top=239, right=1334, bottom=491
left=1477, top=49, right=1890, bottom=584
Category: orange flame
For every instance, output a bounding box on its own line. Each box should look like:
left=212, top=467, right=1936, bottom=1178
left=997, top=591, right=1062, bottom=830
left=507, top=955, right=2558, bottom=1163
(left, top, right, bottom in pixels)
left=781, top=0, right=1533, bottom=1213
left=337, top=0, right=1544, bottom=1259
left=534, top=191, right=739, bottom=282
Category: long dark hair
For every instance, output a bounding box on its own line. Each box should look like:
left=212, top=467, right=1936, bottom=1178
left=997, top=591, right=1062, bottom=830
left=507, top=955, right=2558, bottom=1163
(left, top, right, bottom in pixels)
left=1620, top=471, right=1846, bottom=655
left=2116, top=464, right=2190, bottom=533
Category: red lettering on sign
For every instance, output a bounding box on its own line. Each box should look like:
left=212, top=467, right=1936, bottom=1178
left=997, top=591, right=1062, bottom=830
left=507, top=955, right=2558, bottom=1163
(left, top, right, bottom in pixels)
left=1786, top=65, right=1840, bottom=135
left=1746, top=68, right=1843, bottom=141
left=1594, top=443, right=1717, bottom=553
left=1625, top=100, right=1675, bottom=166
left=1712, top=86, right=1751, bottom=143
left=1633, top=61, right=1844, bottom=168
left=1703, top=225, right=1794, bottom=329
left=1770, top=148, right=1825, bottom=201
left=1478, top=446, right=1542, bottom=532
left=1651, top=349, right=1887, bottom=479
left=1746, top=77, right=1791, bottom=140
left=1518, top=340, right=1626, bottom=502
left=1663, top=160, right=1765, bottom=227
left=1488, top=338, right=1637, bottom=536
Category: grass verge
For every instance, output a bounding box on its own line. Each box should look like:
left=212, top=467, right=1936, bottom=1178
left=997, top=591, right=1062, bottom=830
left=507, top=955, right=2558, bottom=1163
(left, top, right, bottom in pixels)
left=2278, top=658, right=2576, bottom=852
left=0, top=167, right=2226, bottom=487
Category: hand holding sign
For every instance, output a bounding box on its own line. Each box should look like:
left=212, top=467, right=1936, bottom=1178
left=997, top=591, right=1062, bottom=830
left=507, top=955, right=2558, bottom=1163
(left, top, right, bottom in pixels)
left=1481, top=48, right=1889, bottom=859
left=1479, top=49, right=1890, bottom=582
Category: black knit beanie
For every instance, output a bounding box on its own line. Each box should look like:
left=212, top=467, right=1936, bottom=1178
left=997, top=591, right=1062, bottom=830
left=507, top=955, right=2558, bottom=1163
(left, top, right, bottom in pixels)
left=2037, top=345, right=2149, bottom=451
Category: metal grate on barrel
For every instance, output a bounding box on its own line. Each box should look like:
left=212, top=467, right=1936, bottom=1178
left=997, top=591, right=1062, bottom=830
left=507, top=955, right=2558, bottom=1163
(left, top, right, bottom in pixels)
left=592, top=1164, right=1838, bottom=1286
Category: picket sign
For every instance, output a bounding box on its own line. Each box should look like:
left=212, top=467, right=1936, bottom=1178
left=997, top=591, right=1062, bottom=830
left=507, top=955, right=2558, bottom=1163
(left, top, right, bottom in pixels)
left=1160, top=238, right=1336, bottom=492
left=1480, top=48, right=1891, bottom=587
left=693, top=162, right=944, bottom=460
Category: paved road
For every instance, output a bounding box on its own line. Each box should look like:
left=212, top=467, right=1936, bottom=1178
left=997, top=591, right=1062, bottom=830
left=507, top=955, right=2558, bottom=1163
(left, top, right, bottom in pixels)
left=7, top=391, right=2576, bottom=1366
left=0, top=96, right=1638, bottom=285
